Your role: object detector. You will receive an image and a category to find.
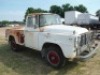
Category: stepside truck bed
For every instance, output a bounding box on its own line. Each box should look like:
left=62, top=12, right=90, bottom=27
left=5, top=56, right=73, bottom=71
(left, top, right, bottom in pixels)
left=6, top=26, right=25, bottom=45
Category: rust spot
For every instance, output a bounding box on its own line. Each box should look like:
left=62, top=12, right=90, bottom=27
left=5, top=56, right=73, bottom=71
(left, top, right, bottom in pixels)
left=20, top=34, right=24, bottom=43
left=6, top=27, right=25, bottom=45
left=16, top=31, right=24, bottom=44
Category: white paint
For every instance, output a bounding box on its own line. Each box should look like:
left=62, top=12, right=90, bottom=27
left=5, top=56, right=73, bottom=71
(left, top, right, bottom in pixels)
left=24, top=29, right=39, bottom=50
left=77, top=13, right=100, bottom=25
left=24, top=24, right=88, bottom=58
left=43, top=25, right=88, bottom=35
left=24, top=16, right=39, bottom=50
left=65, top=11, right=82, bottom=25
left=65, top=11, right=100, bottom=25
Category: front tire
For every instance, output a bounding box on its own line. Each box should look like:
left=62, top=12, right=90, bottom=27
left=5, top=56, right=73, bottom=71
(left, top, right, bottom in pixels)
left=45, top=46, right=66, bottom=68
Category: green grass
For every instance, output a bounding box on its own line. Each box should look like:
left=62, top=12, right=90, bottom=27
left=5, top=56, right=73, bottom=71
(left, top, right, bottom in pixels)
left=0, top=36, right=100, bottom=75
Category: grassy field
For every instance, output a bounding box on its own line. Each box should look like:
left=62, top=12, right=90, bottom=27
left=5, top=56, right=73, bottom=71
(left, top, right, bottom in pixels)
left=0, top=27, right=100, bottom=75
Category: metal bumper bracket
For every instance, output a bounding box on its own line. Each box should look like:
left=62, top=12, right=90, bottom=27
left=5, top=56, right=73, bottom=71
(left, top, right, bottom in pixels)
left=78, top=43, right=99, bottom=61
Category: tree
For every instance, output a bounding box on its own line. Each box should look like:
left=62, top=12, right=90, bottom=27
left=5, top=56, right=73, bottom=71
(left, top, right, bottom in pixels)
left=1, top=20, right=10, bottom=26
left=49, top=4, right=88, bottom=18
left=24, top=7, right=34, bottom=22
left=62, top=3, right=74, bottom=17
left=50, top=5, right=63, bottom=17
left=74, top=4, right=88, bottom=13
left=96, top=9, right=100, bottom=16
left=62, top=3, right=73, bottom=11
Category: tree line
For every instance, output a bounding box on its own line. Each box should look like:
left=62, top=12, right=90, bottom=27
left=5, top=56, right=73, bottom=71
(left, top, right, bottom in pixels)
left=24, top=4, right=88, bottom=21
left=24, top=3, right=100, bottom=22
left=0, top=21, right=24, bottom=27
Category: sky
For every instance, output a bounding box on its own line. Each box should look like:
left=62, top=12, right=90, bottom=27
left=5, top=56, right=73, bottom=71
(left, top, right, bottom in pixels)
left=0, top=0, right=100, bottom=21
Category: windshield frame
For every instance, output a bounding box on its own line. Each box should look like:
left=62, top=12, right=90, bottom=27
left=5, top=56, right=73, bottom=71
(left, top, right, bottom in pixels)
left=39, top=14, right=61, bottom=27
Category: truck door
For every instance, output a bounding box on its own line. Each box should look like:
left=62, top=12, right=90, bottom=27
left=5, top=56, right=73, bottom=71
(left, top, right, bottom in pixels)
left=24, top=15, right=39, bottom=50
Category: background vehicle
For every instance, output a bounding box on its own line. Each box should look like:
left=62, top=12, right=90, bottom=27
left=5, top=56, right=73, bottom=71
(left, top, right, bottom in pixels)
left=65, top=11, right=100, bottom=30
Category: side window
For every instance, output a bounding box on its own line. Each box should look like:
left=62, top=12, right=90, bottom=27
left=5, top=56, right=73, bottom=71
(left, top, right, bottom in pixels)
left=27, top=16, right=39, bottom=28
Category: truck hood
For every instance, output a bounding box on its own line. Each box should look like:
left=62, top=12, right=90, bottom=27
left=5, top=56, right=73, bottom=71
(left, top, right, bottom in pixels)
left=43, top=25, right=88, bottom=35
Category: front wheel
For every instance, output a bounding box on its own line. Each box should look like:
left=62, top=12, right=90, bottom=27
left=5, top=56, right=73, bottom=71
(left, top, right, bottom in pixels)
left=45, top=46, right=66, bottom=68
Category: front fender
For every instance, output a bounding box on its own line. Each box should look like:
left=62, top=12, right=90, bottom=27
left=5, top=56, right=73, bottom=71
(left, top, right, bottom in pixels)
left=39, top=32, right=76, bottom=58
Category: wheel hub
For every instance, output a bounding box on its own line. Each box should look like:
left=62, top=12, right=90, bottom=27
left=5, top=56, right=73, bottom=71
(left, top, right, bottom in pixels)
left=48, top=51, right=60, bottom=65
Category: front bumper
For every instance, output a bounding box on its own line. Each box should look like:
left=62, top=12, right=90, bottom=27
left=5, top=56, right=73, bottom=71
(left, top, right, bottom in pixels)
left=77, top=43, right=99, bottom=61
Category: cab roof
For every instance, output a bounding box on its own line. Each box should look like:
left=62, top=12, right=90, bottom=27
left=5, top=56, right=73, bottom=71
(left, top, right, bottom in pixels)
left=28, top=13, right=53, bottom=16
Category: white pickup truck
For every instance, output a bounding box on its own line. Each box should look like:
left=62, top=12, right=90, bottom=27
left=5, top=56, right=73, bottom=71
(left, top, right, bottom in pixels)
left=6, top=13, right=98, bottom=68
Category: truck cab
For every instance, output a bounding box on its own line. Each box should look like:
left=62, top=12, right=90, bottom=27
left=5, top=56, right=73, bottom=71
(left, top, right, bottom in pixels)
left=24, top=13, right=62, bottom=50
left=6, top=13, right=98, bottom=68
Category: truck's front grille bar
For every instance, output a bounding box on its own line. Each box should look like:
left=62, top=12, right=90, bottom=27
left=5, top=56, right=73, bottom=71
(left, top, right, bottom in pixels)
left=80, top=34, right=87, bottom=46
left=80, top=31, right=94, bottom=47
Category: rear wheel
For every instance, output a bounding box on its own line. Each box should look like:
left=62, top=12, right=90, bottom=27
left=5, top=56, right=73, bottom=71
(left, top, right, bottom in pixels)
left=9, top=37, right=19, bottom=51
left=44, top=46, right=66, bottom=68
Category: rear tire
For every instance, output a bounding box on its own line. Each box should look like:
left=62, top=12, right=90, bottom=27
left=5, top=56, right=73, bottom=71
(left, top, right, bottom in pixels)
left=44, top=46, right=66, bottom=68
left=9, top=37, right=20, bottom=52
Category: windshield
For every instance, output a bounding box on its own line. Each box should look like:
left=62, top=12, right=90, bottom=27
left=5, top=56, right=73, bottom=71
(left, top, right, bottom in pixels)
left=40, top=14, right=61, bottom=27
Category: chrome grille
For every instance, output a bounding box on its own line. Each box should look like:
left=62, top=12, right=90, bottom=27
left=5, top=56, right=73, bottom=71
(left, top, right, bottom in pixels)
left=80, top=34, right=87, bottom=46
left=80, top=31, right=94, bottom=47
